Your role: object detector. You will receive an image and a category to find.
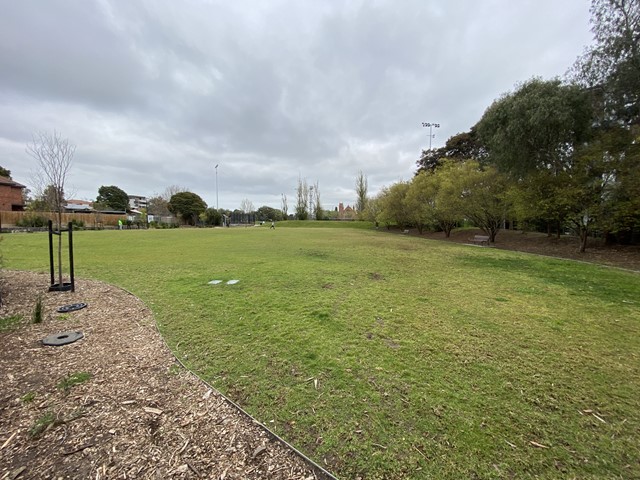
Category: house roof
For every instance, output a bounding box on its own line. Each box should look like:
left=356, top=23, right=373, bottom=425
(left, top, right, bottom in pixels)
left=0, top=176, right=26, bottom=188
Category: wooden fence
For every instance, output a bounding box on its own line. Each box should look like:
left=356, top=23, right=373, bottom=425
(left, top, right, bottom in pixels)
left=1, top=211, right=125, bottom=229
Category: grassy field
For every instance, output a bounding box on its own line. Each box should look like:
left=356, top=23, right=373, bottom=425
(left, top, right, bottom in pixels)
left=2, top=225, right=640, bottom=479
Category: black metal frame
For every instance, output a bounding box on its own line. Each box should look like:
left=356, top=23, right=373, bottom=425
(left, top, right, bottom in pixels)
left=48, top=220, right=75, bottom=292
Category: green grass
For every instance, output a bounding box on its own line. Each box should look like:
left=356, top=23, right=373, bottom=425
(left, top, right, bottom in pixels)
left=29, top=411, right=56, bottom=438
left=0, top=314, right=23, bottom=332
left=2, top=227, right=640, bottom=479
left=56, top=372, right=92, bottom=392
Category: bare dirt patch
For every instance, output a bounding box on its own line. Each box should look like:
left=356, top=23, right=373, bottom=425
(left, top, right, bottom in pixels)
left=411, top=228, right=640, bottom=272
left=0, top=271, right=321, bottom=480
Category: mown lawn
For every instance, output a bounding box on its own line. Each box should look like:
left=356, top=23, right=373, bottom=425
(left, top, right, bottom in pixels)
left=2, top=225, right=639, bottom=479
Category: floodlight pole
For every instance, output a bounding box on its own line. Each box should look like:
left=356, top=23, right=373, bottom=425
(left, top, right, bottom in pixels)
left=215, top=163, right=219, bottom=210
left=421, top=122, right=440, bottom=150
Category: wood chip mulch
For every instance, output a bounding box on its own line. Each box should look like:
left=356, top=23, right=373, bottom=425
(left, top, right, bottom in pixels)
left=0, top=271, right=323, bottom=480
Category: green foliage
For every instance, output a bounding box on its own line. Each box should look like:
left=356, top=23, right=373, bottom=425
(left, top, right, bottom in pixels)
left=476, top=78, right=593, bottom=176
left=0, top=165, right=11, bottom=178
left=572, top=0, right=640, bottom=125
left=256, top=205, right=283, bottom=222
left=168, top=191, right=207, bottom=225
left=416, top=127, right=486, bottom=173
left=0, top=314, right=23, bottom=332
left=96, top=185, right=129, bottom=211
left=376, top=181, right=411, bottom=228
left=29, top=411, right=56, bottom=438
left=32, top=294, right=44, bottom=324
left=57, top=372, right=92, bottom=392
left=16, top=214, right=49, bottom=228
left=2, top=229, right=640, bottom=478
left=405, top=171, right=437, bottom=233
left=21, top=391, right=36, bottom=403
left=201, top=207, right=222, bottom=226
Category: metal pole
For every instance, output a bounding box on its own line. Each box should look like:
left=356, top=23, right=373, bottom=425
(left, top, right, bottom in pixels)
left=421, top=122, right=440, bottom=150
left=48, top=220, right=55, bottom=286
left=68, top=222, right=75, bottom=292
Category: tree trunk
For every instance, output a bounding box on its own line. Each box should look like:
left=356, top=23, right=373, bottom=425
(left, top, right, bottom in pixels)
left=579, top=227, right=588, bottom=253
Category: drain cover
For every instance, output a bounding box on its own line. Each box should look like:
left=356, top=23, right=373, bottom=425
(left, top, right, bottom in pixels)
left=227, top=280, right=239, bottom=285
left=57, top=303, right=88, bottom=313
left=42, top=331, right=84, bottom=346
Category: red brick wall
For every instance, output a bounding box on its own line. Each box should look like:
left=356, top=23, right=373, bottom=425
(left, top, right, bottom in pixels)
left=0, top=185, right=24, bottom=211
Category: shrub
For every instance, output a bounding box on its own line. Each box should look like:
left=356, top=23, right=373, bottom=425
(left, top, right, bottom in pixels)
left=32, top=294, right=44, bottom=324
left=16, top=214, right=49, bottom=228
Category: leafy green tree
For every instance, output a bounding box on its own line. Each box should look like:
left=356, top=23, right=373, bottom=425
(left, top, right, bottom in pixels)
left=571, top=0, right=640, bottom=125
left=416, top=128, right=486, bottom=173
left=376, top=181, right=411, bottom=229
left=202, top=207, right=222, bottom=226
left=168, top=191, right=207, bottom=225
left=0, top=166, right=11, bottom=178
left=456, top=161, right=512, bottom=243
left=405, top=172, right=437, bottom=234
left=256, top=206, right=283, bottom=221
left=431, top=161, right=464, bottom=237
left=476, top=78, right=593, bottom=176
left=96, top=185, right=129, bottom=211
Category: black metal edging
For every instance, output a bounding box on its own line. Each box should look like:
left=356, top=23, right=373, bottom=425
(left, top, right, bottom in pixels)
left=116, top=285, right=339, bottom=480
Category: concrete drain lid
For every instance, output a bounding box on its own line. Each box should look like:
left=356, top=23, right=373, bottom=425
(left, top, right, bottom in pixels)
left=42, top=331, right=84, bottom=346
left=57, top=303, right=88, bottom=313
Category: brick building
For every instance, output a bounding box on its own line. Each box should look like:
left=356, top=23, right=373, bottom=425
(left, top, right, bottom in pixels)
left=0, top=176, right=26, bottom=211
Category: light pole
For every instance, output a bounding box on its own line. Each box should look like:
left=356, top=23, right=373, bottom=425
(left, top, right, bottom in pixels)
left=215, top=164, right=219, bottom=210
left=421, top=122, right=440, bottom=150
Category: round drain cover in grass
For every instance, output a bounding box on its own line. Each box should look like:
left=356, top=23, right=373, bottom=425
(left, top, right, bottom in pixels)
left=227, top=280, right=239, bottom=285
left=42, top=331, right=84, bottom=346
left=57, top=303, right=88, bottom=313
left=208, top=280, right=222, bottom=285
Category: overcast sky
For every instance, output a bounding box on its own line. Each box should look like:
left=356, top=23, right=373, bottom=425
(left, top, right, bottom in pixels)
left=0, top=0, right=593, bottom=211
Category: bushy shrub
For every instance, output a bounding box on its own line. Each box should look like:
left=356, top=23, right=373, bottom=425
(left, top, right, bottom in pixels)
left=16, top=214, right=49, bottom=228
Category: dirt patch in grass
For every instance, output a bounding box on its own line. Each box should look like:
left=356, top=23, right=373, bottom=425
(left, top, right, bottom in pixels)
left=406, top=228, right=640, bottom=272
left=0, top=271, right=320, bottom=480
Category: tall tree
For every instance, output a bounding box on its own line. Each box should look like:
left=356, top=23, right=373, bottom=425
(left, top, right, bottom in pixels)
left=168, top=191, right=207, bottom=225
left=405, top=172, right=436, bottom=234
left=355, top=171, right=368, bottom=218
left=281, top=193, right=288, bottom=219
left=96, top=185, right=129, bottom=211
left=312, top=181, right=322, bottom=220
left=295, top=177, right=309, bottom=220
left=26, top=131, right=75, bottom=288
left=0, top=166, right=11, bottom=178
left=376, top=181, right=411, bottom=229
left=571, top=0, right=640, bottom=125
left=457, top=161, right=512, bottom=243
left=476, top=78, right=593, bottom=176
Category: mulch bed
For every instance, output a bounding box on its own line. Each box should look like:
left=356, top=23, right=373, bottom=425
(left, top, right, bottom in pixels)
left=0, top=271, right=320, bottom=480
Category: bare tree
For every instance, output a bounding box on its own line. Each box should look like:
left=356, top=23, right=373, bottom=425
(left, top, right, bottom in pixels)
left=356, top=171, right=368, bottom=219
left=240, top=198, right=254, bottom=214
left=27, top=131, right=75, bottom=288
left=313, top=181, right=323, bottom=220
left=162, top=185, right=187, bottom=202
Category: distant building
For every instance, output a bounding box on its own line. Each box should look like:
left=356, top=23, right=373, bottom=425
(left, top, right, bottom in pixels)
left=0, top=176, right=26, bottom=211
left=65, top=199, right=94, bottom=213
left=337, top=202, right=356, bottom=220
left=128, top=195, right=147, bottom=211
